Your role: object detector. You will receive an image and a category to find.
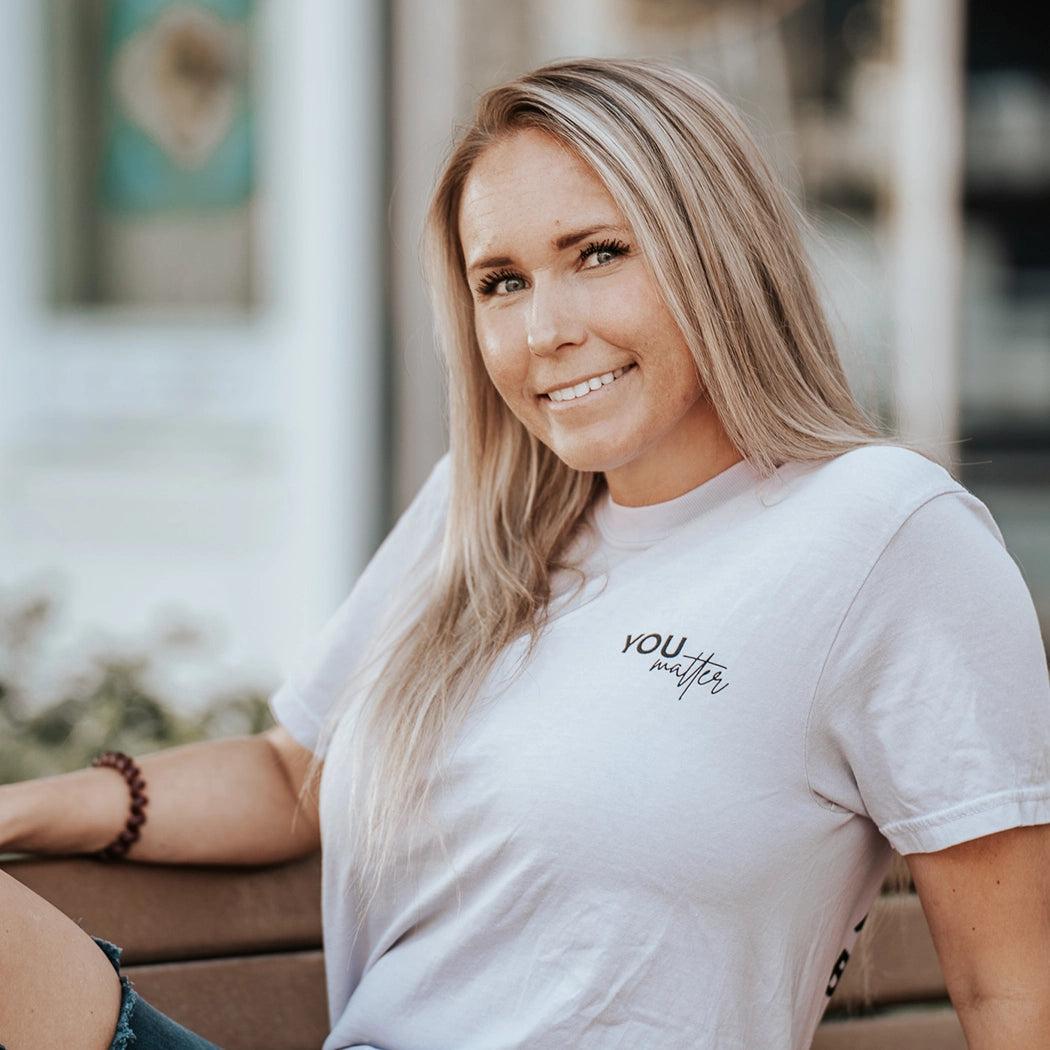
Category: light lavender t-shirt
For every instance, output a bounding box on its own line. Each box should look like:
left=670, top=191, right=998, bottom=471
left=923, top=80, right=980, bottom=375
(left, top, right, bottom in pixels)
left=272, top=447, right=1050, bottom=1050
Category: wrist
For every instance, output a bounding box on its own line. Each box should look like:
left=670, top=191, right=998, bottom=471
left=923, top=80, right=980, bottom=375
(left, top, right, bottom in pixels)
left=90, top=752, right=149, bottom=860
left=0, top=767, right=130, bottom=856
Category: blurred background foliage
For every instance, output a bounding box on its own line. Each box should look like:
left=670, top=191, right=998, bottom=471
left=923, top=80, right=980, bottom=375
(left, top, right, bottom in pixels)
left=0, top=589, right=272, bottom=783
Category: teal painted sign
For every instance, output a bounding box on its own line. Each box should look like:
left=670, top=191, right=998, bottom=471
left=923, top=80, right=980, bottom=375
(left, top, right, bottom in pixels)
left=101, top=0, right=255, bottom=212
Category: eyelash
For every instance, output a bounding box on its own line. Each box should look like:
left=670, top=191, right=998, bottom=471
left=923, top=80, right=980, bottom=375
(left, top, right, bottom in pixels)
left=475, top=268, right=522, bottom=297
left=580, top=238, right=631, bottom=265
left=474, top=238, right=632, bottom=297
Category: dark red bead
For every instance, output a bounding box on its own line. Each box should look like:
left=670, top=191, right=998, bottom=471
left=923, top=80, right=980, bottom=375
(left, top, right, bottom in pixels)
left=91, top=751, right=148, bottom=861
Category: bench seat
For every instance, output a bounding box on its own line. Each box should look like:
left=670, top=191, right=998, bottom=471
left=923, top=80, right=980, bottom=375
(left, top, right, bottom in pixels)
left=3, top=854, right=963, bottom=1050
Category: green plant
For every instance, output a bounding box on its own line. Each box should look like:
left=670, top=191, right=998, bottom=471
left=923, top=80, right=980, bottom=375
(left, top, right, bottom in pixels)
left=0, top=590, right=273, bottom=783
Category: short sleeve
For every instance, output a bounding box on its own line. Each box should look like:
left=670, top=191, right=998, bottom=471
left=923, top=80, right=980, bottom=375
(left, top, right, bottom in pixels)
left=270, top=455, right=450, bottom=753
left=807, top=489, right=1050, bottom=854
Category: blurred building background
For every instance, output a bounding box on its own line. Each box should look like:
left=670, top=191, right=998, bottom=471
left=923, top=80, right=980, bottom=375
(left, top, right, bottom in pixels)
left=0, top=0, right=1046, bottom=713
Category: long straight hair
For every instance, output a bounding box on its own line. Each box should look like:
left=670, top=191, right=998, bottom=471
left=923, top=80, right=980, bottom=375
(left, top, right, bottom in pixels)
left=348, top=57, right=882, bottom=896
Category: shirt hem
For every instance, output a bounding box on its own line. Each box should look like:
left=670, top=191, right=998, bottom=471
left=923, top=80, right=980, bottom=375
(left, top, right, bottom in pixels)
left=884, top=786, right=1050, bottom=854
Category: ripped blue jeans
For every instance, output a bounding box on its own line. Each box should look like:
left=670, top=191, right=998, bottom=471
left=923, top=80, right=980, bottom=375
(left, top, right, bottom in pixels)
left=93, top=938, right=224, bottom=1050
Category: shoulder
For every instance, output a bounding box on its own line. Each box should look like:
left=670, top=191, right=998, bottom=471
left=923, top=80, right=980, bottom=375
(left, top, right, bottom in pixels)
left=269, top=456, right=451, bottom=749
left=771, top=445, right=985, bottom=548
left=407, top=453, right=452, bottom=518
left=375, top=454, right=451, bottom=560
left=780, top=445, right=961, bottom=510
left=360, top=452, right=450, bottom=590
left=736, top=446, right=1013, bottom=621
left=804, top=454, right=1049, bottom=853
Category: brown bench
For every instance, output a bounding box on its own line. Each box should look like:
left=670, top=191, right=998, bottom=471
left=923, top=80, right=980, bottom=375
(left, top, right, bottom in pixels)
left=3, top=854, right=962, bottom=1049
left=2, top=854, right=327, bottom=1050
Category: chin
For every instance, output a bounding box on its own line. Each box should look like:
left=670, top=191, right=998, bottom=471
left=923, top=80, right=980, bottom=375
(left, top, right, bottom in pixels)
left=546, top=446, right=630, bottom=476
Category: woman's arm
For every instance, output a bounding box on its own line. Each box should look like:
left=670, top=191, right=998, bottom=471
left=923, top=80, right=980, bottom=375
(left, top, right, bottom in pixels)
left=0, top=727, right=320, bottom=865
left=907, top=824, right=1050, bottom=1049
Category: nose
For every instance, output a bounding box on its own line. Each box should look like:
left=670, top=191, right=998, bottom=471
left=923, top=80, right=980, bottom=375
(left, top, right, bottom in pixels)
left=524, top=277, right=585, bottom=357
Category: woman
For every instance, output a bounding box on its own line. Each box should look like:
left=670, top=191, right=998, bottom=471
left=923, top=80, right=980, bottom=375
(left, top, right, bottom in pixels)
left=1, top=58, right=1049, bottom=1050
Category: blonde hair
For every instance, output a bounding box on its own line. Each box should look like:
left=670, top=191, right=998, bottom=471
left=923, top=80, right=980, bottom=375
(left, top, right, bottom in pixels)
left=349, top=57, right=881, bottom=895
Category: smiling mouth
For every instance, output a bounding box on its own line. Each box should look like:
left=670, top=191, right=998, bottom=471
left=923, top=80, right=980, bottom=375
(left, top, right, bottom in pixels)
left=545, top=364, right=634, bottom=403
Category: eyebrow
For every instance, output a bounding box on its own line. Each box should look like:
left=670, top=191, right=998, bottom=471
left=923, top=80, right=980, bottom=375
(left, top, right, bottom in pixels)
left=464, top=223, right=627, bottom=275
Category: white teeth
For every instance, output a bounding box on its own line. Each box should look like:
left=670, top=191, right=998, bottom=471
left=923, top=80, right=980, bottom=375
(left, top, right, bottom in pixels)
left=547, top=366, right=628, bottom=403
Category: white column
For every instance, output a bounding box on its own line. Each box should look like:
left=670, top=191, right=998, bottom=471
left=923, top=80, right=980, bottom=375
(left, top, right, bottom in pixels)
left=0, top=0, right=45, bottom=457
left=889, top=0, right=966, bottom=466
left=389, top=0, right=462, bottom=509
left=265, top=0, right=387, bottom=642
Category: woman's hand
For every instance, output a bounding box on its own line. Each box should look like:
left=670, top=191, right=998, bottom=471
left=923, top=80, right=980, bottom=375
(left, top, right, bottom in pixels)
left=907, top=824, right=1050, bottom=1049
left=0, top=727, right=321, bottom=865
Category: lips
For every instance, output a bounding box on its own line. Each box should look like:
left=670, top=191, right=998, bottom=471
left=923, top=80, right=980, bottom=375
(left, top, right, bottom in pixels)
left=545, top=364, right=633, bottom=402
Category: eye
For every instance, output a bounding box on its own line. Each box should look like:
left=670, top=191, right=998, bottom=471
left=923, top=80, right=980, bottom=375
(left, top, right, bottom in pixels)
left=579, top=238, right=630, bottom=269
left=476, top=269, right=527, bottom=297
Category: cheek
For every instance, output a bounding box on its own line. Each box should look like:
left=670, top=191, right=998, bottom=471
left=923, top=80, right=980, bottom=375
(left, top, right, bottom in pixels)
left=596, top=277, right=677, bottom=348
left=475, top=320, right=528, bottom=398
left=656, top=352, right=705, bottom=413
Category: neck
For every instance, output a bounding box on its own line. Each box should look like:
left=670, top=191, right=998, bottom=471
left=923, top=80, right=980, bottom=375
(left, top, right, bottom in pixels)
left=604, top=417, right=743, bottom=507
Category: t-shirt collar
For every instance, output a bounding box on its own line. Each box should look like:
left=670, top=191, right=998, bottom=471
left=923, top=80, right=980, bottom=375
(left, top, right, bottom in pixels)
left=592, top=458, right=762, bottom=548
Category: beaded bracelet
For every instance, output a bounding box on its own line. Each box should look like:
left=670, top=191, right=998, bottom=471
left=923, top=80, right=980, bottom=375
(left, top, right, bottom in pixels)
left=91, top=751, right=149, bottom=861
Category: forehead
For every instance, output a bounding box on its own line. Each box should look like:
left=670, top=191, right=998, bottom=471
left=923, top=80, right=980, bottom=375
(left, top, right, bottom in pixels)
left=457, top=129, right=622, bottom=253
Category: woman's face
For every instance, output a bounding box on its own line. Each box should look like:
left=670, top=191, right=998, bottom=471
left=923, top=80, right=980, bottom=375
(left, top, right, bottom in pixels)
left=458, top=129, right=739, bottom=506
